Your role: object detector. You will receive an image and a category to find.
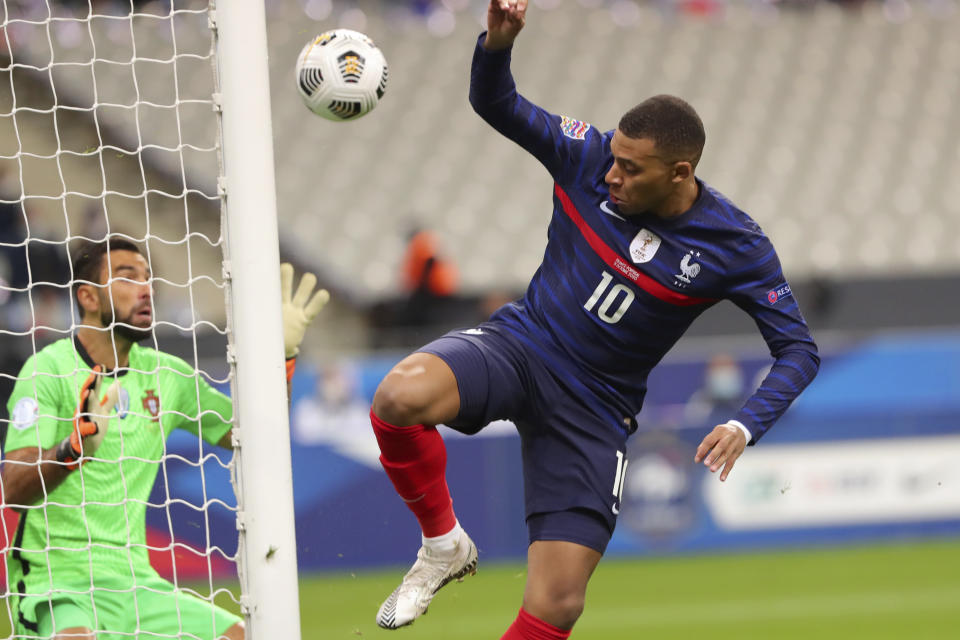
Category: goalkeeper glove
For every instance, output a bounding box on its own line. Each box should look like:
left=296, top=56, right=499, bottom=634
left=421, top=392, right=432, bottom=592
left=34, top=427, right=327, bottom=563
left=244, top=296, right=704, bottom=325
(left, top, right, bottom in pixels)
left=56, top=366, right=121, bottom=469
left=281, top=262, right=329, bottom=361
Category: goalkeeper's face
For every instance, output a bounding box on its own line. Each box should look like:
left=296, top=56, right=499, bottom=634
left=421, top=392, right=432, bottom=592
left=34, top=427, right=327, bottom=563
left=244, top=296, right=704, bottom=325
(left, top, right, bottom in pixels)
left=96, top=249, right=154, bottom=342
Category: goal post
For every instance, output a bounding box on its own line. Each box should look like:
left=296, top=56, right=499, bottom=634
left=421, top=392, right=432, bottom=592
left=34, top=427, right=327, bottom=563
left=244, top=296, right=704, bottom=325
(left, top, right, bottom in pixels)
left=214, top=2, right=303, bottom=638
left=0, top=1, right=302, bottom=638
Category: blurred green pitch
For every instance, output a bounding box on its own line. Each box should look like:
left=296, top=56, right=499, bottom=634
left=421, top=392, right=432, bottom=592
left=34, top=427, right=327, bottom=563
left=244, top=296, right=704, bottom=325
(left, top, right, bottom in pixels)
left=1, top=539, right=956, bottom=638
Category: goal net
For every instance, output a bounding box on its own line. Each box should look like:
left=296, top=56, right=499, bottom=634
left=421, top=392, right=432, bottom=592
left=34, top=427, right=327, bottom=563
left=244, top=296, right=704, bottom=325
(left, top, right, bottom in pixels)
left=1, top=2, right=298, bottom=638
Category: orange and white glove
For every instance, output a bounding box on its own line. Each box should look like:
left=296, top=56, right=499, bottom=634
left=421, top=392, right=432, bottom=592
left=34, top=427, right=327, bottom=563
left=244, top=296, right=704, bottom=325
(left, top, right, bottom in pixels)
left=280, top=263, right=329, bottom=381
left=56, top=366, right=121, bottom=469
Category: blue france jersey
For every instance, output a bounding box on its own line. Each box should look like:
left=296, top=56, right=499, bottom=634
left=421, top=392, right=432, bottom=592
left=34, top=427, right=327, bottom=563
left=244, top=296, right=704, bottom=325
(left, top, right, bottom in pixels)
left=469, top=36, right=819, bottom=443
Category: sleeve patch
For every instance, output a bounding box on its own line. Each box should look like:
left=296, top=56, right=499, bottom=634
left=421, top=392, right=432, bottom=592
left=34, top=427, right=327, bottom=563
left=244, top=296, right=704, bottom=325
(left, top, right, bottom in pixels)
left=12, top=397, right=39, bottom=431
left=767, top=284, right=792, bottom=304
left=560, top=115, right=591, bottom=140
left=117, top=387, right=130, bottom=419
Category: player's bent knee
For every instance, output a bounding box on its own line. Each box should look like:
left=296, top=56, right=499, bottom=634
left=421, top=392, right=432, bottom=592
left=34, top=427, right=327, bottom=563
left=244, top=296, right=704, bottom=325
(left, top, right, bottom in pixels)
left=372, top=377, right=425, bottom=426
left=372, top=355, right=458, bottom=426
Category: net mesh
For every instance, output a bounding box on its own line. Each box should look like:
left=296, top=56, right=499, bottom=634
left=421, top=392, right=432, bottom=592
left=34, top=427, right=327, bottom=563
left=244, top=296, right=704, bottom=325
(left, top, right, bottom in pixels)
left=1, top=1, right=241, bottom=637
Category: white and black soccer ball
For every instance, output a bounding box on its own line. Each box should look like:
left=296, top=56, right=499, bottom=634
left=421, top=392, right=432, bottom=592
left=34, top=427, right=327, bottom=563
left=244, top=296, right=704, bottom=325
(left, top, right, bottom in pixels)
left=295, top=29, right=388, bottom=122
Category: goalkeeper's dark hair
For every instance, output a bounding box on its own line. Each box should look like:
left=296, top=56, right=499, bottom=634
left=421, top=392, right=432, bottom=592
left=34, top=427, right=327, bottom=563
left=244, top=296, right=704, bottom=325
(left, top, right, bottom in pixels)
left=619, top=95, right=706, bottom=169
left=71, top=237, right=145, bottom=314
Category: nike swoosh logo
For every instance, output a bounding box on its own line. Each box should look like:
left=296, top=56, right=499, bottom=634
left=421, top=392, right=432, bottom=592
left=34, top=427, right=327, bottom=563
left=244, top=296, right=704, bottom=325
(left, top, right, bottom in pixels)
left=461, top=328, right=484, bottom=335
left=600, top=200, right=626, bottom=221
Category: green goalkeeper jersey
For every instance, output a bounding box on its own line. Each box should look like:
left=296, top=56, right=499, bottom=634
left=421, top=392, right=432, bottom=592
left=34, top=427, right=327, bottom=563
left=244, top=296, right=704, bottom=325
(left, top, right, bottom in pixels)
left=4, top=336, right=233, bottom=593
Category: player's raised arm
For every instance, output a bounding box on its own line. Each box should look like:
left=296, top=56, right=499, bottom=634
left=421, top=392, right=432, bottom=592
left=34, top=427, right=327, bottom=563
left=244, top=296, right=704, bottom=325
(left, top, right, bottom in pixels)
left=484, top=0, right=527, bottom=51
left=471, top=0, right=594, bottom=183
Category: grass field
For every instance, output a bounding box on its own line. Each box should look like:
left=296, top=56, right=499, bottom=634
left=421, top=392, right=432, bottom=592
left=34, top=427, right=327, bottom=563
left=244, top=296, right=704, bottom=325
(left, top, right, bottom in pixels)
left=2, top=539, right=958, bottom=638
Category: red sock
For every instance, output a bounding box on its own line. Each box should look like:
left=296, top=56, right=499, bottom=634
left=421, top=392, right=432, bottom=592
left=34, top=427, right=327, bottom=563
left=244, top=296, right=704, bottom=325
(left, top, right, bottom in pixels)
left=370, top=409, right=456, bottom=537
left=500, top=608, right=572, bottom=640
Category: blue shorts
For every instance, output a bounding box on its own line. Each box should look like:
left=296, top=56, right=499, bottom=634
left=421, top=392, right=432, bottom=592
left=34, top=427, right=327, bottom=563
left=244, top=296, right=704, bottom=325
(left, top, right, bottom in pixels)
left=419, top=323, right=629, bottom=554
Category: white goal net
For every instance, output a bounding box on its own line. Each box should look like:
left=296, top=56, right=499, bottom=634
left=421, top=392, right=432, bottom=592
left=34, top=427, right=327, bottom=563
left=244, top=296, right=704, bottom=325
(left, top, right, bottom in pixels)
left=1, top=1, right=298, bottom=638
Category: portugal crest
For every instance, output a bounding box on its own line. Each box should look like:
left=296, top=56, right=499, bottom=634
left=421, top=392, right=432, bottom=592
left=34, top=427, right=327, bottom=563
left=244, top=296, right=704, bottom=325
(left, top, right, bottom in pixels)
left=142, top=389, right=160, bottom=422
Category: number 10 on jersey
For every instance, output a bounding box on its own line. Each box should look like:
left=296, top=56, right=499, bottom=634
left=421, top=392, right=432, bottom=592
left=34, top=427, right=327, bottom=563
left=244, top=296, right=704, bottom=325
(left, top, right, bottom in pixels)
left=584, top=271, right=635, bottom=324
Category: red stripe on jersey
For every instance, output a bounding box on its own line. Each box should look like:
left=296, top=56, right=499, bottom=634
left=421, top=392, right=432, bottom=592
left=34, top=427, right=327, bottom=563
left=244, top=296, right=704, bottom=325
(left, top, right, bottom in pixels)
left=554, top=184, right=716, bottom=307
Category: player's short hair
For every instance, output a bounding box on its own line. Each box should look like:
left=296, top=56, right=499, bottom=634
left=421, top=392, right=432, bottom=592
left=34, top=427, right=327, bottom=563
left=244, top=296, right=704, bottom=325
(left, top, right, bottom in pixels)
left=618, top=95, right=706, bottom=168
left=72, top=237, right=144, bottom=314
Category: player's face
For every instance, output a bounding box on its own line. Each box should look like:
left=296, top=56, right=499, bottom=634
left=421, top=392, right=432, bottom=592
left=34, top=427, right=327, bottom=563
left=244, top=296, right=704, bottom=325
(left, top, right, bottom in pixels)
left=604, top=131, right=681, bottom=217
left=96, top=250, right=154, bottom=342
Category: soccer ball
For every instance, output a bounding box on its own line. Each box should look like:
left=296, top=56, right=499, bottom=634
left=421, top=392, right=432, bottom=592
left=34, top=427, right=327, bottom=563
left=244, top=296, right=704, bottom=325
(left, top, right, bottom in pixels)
left=295, top=29, right=388, bottom=122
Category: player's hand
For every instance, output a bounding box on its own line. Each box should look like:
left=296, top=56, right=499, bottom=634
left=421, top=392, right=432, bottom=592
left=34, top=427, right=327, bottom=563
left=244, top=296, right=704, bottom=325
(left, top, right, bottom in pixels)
left=281, top=262, right=329, bottom=359
left=694, top=423, right=747, bottom=482
left=485, top=0, right=527, bottom=51
left=58, top=367, right=121, bottom=468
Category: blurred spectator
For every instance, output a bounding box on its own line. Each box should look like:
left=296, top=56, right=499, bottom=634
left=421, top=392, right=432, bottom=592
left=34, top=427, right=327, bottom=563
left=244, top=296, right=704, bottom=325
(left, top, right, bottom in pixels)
left=0, top=217, right=25, bottom=290
left=0, top=203, right=78, bottom=375
left=368, top=225, right=526, bottom=348
left=0, top=206, right=70, bottom=292
left=0, top=166, right=26, bottom=290
left=683, top=353, right=747, bottom=426
left=395, top=227, right=462, bottom=327
left=370, top=226, right=485, bottom=347
left=401, top=229, right=459, bottom=299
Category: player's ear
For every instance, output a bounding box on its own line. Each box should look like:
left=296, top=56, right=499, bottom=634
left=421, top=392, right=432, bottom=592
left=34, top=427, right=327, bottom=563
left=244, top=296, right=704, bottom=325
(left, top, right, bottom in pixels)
left=76, top=283, right=100, bottom=318
left=672, top=161, right=692, bottom=183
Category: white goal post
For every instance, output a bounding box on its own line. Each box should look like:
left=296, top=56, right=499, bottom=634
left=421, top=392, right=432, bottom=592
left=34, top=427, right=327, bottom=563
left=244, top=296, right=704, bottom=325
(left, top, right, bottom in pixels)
left=214, top=2, right=303, bottom=638
left=0, top=1, right=302, bottom=638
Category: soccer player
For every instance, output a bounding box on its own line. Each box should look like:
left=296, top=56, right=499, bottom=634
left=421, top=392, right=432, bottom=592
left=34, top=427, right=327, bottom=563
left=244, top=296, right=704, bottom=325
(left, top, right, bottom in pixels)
left=2, top=238, right=327, bottom=639
left=370, top=1, right=821, bottom=637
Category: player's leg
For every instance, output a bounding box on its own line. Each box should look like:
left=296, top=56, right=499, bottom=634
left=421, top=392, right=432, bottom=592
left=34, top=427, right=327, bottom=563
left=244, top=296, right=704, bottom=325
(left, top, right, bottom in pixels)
left=371, top=351, right=461, bottom=539
left=124, top=573, right=242, bottom=640
left=517, top=540, right=602, bottom=632
left=372, top=350, right=474, bottom=630
left=500, top=509, right=609, bottom=638
left=31, top=597, right=97, bottom=640
left=373, top=330, right=526, bottom=629
left=502, top=353, right=627, bottom=638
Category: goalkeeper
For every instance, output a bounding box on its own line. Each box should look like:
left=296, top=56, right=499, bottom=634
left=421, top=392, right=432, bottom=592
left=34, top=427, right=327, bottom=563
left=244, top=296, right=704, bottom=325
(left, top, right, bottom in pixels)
left=2, top=238, right=328, bottom=640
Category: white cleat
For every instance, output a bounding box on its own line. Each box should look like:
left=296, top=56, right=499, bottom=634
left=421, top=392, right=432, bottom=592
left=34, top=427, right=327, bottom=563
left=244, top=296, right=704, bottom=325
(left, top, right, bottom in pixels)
left=376, top=530, right=479, bottom=629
